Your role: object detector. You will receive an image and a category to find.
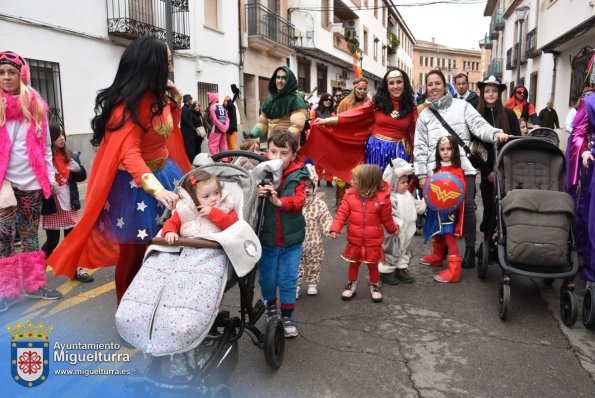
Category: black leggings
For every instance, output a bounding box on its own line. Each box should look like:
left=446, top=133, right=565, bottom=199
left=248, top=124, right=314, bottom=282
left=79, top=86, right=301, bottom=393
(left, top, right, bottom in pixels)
left=42, top=228, right=72, bottom=259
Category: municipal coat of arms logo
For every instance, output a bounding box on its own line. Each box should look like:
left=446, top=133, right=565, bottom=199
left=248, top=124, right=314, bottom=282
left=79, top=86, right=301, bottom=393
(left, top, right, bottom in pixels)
left=8, top=320, right=53, bottom=388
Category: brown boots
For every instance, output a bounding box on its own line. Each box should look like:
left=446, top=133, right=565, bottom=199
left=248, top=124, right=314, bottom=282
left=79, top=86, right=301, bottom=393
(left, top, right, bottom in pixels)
left=434, top=255, right=462, bottom=283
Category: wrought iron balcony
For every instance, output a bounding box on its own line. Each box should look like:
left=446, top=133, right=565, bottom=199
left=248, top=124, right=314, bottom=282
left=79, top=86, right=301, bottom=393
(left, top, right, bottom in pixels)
left=246, top=3, right=294, bottom=56
left=484, top=34, right=493, bottom=50
left=506, top=47, right=515, bottom=70
left=491, top=58, right=503, bottom=77
left=489, top=23, right=499, bottom=40
left=525, top=28, right=538, bottom=59
left=106, top=0, right=190, bottom=49
left=494, top=8, right=505, bottom=31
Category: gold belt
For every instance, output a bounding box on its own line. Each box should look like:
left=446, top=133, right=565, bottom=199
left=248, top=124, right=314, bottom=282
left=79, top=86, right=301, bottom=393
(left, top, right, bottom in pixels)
left=118, top=156, right=168, bottom=172
left=371, top=133, right=406, bottom=143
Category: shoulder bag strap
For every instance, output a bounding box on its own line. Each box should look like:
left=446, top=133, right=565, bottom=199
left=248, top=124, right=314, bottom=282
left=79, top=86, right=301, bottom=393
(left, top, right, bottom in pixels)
left=428, top=108, right=471, bottom=156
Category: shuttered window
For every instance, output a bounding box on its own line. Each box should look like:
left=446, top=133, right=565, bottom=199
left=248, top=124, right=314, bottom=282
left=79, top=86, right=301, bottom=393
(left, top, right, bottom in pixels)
left=204, top=0, right=218, bottom=29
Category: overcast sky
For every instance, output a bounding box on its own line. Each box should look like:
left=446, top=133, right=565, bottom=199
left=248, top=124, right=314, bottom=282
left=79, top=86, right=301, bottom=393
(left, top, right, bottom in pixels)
left=397, top=1, right=491, bottom=50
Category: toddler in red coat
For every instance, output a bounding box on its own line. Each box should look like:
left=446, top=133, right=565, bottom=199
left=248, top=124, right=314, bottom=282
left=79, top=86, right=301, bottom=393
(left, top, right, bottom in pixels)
left=330, top=164, right=398, bottom=302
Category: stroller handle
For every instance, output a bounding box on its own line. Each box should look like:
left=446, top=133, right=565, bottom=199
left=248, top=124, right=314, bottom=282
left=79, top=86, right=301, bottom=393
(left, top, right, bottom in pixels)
left=211, top=151, right=267, bottom=163
left=149, top=237, right=222, bottom=249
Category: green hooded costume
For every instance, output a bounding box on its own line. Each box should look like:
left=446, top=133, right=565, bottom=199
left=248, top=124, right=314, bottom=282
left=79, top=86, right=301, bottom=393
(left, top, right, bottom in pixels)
left=251, top=66, right=309, bottom=139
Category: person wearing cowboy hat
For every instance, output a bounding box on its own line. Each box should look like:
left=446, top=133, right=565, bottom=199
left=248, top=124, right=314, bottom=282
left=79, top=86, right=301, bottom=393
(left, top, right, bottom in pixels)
left=476, top=75, right=521, bottom=241
left=505, top=84, right=540, bottom=127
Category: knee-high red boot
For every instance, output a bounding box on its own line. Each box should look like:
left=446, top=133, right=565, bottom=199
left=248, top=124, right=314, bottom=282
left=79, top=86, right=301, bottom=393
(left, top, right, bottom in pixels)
left=115, top=244, right=146, bottom=305
left=421, top=235, right=446, bottom=266
left=434, top=255, right=462, bottom=283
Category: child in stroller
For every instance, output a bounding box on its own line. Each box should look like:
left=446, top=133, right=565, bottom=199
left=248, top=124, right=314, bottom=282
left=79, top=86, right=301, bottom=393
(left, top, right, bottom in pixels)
left=118, top=151, right=289, bottom=395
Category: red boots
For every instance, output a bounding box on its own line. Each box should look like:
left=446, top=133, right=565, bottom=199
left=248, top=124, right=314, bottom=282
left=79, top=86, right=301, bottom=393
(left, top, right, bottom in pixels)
left=434, top=255, right=462, bottom=283
left=421, top=235, right=446, bottom=266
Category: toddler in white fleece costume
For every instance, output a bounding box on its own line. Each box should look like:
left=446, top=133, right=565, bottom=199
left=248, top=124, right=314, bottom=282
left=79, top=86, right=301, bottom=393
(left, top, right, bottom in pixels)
left=379, top=158, right=426, bottom=285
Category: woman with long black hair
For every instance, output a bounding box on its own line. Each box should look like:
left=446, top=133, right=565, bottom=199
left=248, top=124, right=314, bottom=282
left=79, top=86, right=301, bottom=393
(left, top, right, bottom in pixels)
left=47, top=36, right=191, bottom=303
left=305, top=68, right=418, bottom=181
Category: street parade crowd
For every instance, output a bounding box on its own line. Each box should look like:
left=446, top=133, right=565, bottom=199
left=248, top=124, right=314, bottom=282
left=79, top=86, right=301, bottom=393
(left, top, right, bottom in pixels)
left=1, top=36, right=595, bottom=346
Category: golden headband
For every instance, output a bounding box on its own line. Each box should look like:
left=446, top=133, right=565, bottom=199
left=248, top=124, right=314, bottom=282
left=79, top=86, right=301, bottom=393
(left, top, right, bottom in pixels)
left=386, top=70, right=403, bottom=81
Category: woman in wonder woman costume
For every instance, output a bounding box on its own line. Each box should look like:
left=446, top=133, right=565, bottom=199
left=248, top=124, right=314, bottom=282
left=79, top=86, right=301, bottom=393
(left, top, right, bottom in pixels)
left=303, top=68, right=417, bottom=184
left=47, top=37, right=191, bottom=303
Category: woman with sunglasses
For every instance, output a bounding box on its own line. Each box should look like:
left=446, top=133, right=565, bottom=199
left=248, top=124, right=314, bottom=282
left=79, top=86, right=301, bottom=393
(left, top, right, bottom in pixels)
left=249, top=67, right=308, bottom=143
left=505, top=85, right=540, bottom=127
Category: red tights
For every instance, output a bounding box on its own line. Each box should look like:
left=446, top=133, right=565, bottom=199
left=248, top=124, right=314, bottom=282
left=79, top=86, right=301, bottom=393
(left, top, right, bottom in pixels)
left=348, top=261, right=379, bottom=284
left=442, top=234, right=459, bottom=256
left=115, top=244, right=147, bottom=304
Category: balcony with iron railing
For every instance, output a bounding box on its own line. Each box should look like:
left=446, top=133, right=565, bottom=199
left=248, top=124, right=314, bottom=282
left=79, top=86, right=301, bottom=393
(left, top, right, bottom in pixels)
left=106, top=0, right=190, bottom=49
left=525, top=28, right=538, bottom=59
left=494, top=8, right=505, bottom=31
left=491, top=58, right=503, bottom=77
left=246, top=3, right=294, bottom=57
left=506, top=47, right=515, bottom=70
left=489, top=22, right=499, bottom=40
left=484, top=33, right=493, bottom=50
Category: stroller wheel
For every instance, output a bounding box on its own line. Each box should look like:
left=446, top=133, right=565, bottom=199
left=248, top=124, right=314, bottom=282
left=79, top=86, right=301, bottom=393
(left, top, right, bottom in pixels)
left=264, top=318, right=285, bottom=370
left=477, top=241, right=489, bottom=280
left=560, top=287, right=578, bottom=327
left=498, top=281, right=510, bottom=320
left=583, top=286, right=595, bottom=329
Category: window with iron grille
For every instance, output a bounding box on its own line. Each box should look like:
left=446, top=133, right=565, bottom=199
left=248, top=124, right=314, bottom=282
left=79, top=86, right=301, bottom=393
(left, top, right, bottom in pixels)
left=569, top=47, right=594, bottom=106
left=196, top=82, right=218, bottom=110
left=26, top=58, right=64, bottom=124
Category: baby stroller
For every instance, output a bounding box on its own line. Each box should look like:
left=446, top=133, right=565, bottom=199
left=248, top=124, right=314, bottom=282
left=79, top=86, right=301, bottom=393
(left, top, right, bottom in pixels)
left=121, top=150, right=286, bottom=397
left=476, top=129, right=579, bottom=325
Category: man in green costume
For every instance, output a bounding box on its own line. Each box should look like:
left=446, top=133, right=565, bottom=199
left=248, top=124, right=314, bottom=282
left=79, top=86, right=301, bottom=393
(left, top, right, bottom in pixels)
left=250, top=66, right=309, bottom=143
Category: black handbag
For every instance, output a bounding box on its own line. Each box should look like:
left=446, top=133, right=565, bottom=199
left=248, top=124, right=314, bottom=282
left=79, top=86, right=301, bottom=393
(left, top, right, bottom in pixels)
left=41, top=195, right=57, bottom=216
left=429, top=108, right=487, bottom=167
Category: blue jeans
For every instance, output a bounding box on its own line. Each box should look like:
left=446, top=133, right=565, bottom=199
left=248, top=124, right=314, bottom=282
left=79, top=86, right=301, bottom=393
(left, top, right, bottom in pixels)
left=259, top=244, right=302, bottom=305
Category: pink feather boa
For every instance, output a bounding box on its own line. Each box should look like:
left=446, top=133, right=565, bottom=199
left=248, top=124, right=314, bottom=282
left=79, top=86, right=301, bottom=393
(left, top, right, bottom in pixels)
left=0, top=90, right=51, bottom=198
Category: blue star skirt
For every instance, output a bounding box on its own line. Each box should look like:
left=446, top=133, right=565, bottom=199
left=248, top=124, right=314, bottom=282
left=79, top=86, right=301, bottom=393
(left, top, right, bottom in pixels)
left=98, top=159, right=183, bottom=244
left=365, top=135, right=411, bottom=171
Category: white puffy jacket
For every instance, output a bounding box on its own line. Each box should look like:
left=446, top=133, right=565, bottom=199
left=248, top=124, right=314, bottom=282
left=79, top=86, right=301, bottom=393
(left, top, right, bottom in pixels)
left=413, top=92, right=503, bottom=178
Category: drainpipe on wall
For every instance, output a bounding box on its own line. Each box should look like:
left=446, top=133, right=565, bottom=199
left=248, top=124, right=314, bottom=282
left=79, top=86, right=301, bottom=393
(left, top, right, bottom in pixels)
left=550, top=51, right=559, bottom=104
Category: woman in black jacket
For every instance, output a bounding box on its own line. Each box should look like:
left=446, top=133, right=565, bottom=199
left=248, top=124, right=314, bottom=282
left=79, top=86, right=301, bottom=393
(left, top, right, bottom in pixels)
left=476, top=76, right=521, bottom=237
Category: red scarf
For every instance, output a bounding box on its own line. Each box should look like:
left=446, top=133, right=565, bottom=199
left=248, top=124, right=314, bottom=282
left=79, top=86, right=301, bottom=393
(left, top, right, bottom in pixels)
left=53, top=150, right=70, bottom=186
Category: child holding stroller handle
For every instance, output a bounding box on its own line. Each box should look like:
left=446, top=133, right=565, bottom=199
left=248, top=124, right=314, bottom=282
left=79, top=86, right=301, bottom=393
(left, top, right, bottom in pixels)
left=330, top=164, right=398, bottom=303
left=161, top=170, right=239, bottom=245
left=257, top=130, right=310, bottom=338
left=421, top=136, right=466, bottom=283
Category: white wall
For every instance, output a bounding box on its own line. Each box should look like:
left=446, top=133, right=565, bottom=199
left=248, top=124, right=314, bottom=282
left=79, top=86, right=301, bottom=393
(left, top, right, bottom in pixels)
left=537, top=0, right=595, bottom=49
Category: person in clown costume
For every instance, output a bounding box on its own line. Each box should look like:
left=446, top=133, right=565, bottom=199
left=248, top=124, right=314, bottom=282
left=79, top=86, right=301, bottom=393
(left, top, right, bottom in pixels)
left=0, top=50, right=62, bottom=311
left=47, top=37, right=191, bottom=304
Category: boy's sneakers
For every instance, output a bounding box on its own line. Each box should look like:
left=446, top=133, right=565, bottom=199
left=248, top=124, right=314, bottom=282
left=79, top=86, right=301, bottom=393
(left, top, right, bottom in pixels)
left=395, top=268, right=414, bottom=283
left=380, top=272, right=400, bottom=285
left=266, top=304, right=279, bottom=321
left=74, top=267, right=94, bottom=283
left=281, top=317, right=298, bottom=338
left=24, top=286, right=62, bottom=300
left=307, top=284, right=318, bottom=296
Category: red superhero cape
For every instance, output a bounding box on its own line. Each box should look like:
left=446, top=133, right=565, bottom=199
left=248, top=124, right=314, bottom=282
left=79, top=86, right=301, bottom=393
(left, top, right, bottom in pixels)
left=47, top=95, right=191, bottom=278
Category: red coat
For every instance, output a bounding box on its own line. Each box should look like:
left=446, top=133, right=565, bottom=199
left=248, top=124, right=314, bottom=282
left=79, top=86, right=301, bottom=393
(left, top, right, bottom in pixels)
left=331, top=181, right=397, bottom=246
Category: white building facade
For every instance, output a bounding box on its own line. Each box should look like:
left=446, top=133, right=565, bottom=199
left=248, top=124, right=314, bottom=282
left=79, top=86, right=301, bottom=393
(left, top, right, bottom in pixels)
left=484, top=0, right=594, bottom=125
left=0, top=0, right=240, bottom=166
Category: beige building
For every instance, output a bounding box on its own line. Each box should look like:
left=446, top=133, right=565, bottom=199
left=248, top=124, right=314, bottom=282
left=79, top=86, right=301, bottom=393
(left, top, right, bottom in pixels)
left=412, top=39, right=483, bottom=94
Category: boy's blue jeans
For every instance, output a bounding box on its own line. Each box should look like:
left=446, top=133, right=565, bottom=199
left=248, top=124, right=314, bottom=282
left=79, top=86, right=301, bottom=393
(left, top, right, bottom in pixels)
left=259, top=244, right=302, bottom=305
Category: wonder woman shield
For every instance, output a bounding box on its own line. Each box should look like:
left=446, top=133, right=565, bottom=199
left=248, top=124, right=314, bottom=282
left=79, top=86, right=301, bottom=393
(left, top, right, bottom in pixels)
left=423, top=172, right=465, bottom=213
left=11, top=340, right=50, bottom=387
